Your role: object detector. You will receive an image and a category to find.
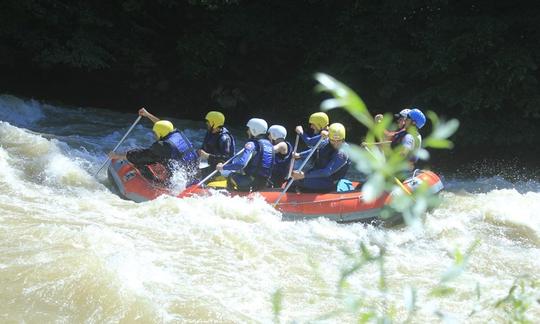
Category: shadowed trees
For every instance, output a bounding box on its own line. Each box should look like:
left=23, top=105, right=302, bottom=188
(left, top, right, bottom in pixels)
left=1, top=0, right=539, bottom=147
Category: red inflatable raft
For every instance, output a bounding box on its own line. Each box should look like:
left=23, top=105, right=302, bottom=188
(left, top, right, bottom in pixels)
left=107, top=159, right=444, bottom=223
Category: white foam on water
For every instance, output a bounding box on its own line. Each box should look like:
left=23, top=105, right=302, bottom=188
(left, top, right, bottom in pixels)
left=0, top=95, right=45, bottom=127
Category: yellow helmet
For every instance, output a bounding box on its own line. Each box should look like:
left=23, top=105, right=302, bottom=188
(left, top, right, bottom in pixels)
left=309, top=112, right=329, bottom=130
left=205, top=111, right=225, bottom=128
left=328, top=123, right=346, bottom=141
left=153, top=120, right=174, bottom=139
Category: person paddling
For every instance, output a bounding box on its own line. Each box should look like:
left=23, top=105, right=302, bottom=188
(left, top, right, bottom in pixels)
left=394, top=108, right=426, bottom=173
left=267, top=125, right=293, bottom=188
left=367, top=107, right=426, bottom=178
left=295, top=112, right=330, bottom=148
left=197, top=111, right=236, bottom=178
left=108, top=108, right=198, bottom=184
left=291, top=123, right=351, bottom=192
left=216, top=118, right=274, bottom=191
left=374, top=108, right=410, bottom=142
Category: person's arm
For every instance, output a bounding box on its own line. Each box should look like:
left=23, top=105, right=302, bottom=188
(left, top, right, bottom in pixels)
left=108, top=152, right=127, bottom=160
left=304, top=150, right=349, bottom=179
left=297, top=148, right=312, bottom=159
left=125, top=141, right=170, bottom=165
left=222, top=142, right=255, bottom=171
left=208, top=134, right=233, bottom=164
left=300, top=133, right=321, bottom=147
left=296, top=125, right=323, bottom=147
left=273, top=141, right=288, bottom=155
left=139, top=108, right=160, bottom=124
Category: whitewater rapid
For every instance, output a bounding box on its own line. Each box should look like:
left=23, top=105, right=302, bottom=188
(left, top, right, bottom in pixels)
left=1, top=95, right=539, bottom=322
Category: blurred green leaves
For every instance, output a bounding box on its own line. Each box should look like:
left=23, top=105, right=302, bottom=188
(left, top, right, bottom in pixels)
left=314, top=72, right=457, bottom=213
left=271, top=74, right=536, bottom=323
left=495, top=276, right=540, bottom=324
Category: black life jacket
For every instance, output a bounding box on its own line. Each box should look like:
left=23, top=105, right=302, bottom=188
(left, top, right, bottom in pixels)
left=313, top=142, right=351, bottom=181
left=202, top=127, right=236, bottom=158
left=271, top=140, right=293, bottom=183
left=244, top=138, right=274, bottom=179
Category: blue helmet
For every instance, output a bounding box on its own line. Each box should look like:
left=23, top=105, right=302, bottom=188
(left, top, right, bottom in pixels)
left=408, top=108, right=426, bottom=129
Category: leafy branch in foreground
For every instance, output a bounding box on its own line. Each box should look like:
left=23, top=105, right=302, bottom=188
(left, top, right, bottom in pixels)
left=315, top=73, right=459, bottom=229
left=271, top=73, right=461, bottom=322
left=272, top=74, right=536, bottom=323
left=495, top=276, right=540, bottom=324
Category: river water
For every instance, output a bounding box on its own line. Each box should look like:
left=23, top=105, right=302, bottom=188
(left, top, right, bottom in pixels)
left=1, top=94, right=539, bottom=323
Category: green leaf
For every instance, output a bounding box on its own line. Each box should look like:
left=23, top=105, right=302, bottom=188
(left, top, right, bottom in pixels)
left=362, top=173, right=385, bottom=202
left=358, top=311, right=376, bottom=323
left=423, top=138, right=454, bottom=149
left=432, top=119, right=460, bottom=139
left=430, top=286, right=456, bottom=297
left=272, top=289, right=283, bottom=322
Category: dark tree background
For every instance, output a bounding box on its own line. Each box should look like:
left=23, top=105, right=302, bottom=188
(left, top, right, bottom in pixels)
left=1, top=0, right=539, bottom=154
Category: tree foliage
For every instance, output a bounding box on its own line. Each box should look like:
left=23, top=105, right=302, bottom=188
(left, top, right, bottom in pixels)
left=1, top=0, right=539, bottom=147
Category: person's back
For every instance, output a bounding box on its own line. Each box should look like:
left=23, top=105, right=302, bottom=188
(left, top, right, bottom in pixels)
left=217, top=118, right=274, bottom=191
left=161, top=128, right=199, bottom=168
left=268, top=125, right=292, bottom=187
left=242, top=137, right=274, bottom=182
left=395, top=108, right=426, bottom=174
left=109, top=110, right=199, bottom=184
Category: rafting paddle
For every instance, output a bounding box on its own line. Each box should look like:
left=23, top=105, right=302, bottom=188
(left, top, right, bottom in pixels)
left=286, top=134, right=300, bottom=180
left=94, top=115, right=142, bottom=176
left=273, top=137, right=325, bottom=207
left=179, top=148, right=245, bottom=197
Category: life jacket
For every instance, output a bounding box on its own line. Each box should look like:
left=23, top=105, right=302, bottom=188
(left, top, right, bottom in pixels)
left=391, top=129, right=422, bottom=163
left=271, top=140, right=293, bottom=183
left=244, top=138, right=274, bottom=179
left=163, top=130, right=198, bottom=165
left=202, top=127, right=236, bottom=158
left=390, top=129, right=407, bottom=148
left=313, top=142, right=351, bottom=181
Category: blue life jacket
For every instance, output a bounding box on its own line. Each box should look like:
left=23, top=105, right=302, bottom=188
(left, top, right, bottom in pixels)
left=390, top=129, right=407, bottom=148
left=271, top=140, right=292, bottom=183
left=163, top=130, right=198, bottom=165
left=313, top=143, right=350, bottom=181
left=244, top=138, right=274, bottom=179
left=202, top=127, right=236, bottom=158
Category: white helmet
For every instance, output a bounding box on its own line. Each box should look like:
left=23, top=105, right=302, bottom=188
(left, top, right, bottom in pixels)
left=394, top=108, right=411, bottom=119
left=268, top=125, right=287, bottom=140
left=246, top=118, right=268, bottom=137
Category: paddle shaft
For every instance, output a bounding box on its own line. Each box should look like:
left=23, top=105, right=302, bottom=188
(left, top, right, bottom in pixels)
left=273, top=137, right=325, bottom=207
left=361, top=141, right=391, bottom=146
left=286, top=134, right=300, bottom=180
left=194, top=148, right=245, bottom=188
left=94, top=115, right=142, bottom=176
